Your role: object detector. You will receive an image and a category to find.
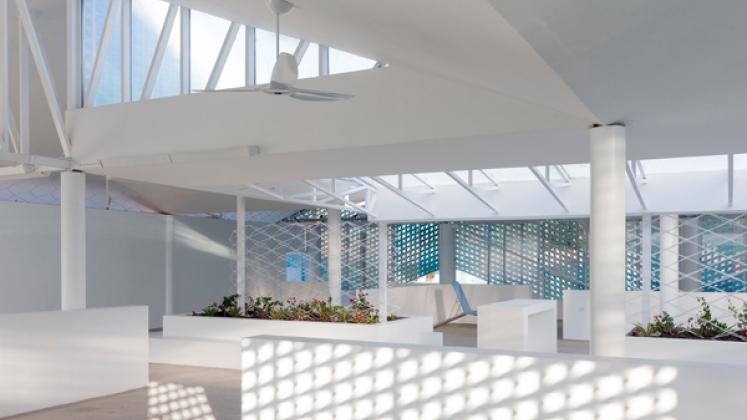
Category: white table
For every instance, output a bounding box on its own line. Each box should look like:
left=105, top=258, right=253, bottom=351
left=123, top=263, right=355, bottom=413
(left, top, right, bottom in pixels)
left=477, top=299, right=557, bottom=352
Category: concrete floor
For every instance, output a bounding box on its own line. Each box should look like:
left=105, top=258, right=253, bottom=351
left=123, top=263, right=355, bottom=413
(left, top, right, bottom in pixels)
left=10, top=325, right=588, bottom=419
left=7, top=364, right=240, bottom=420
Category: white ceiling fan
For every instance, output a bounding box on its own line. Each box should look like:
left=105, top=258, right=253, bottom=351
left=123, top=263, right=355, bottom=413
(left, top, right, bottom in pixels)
left=202, top=0, right=354, bottom=102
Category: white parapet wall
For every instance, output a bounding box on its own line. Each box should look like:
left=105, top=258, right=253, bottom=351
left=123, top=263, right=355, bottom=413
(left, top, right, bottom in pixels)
left=153, top=314, right=441, bottom=369
left=381, top=284, right=532, bottom=325
left=0, top=306, right=149, bottom=417
left=625, top=336, right=747, bottom=366
left=242, top=335, right=747, bottom=420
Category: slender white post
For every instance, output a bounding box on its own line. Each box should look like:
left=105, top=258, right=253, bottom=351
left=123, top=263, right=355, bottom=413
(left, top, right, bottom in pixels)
left=236, top=196, right=246, bottom=313
left=179, top=7, right=190, bottom=95
left=19, top=25, right=30, bottom=153
left=589, top=124, right=626, bottom=357
left=164, top=215, right=174, bottom=315
left=439, top=223, right=456, bottom=284
left=67, top=0, right=82, bottom=111
left=327, top=209, right=342, bottom=304
left=245, top=26, right=255, bottom=86
left=660, top=214, right=679, bottom=315
left=61, top=171, right=86, bottom=310
left=0, top=0, right=8, bottom=150
left=641, top=214, right=652, bottom=324
left=121, top=0, right=132, bottom=102
left=378, top=223, right=388, bottom=321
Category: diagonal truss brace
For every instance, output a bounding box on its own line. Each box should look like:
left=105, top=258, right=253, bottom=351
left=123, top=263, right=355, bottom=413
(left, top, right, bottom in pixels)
left=528, top=166, right=568, bottom=212
left=304, top=180, right=375, bottom=217
left=445, top=171, right=499, bottom=214
left=370, top=176, right=434, bottom=217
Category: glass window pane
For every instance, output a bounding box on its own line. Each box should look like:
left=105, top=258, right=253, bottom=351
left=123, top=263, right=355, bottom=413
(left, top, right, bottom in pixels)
left=255, top=29, right=299, bottom=84
left=131, top=0, right=169, bottom=100
left=82, top=0, right=122, bottom=106
left=641, top=155, right=727, bottom=174
left=298, top=42, right=319, bottom=79
left=329, top=48, right=375, bottom=75
left=190, top=10, right=231, bottom=90
left=217, top=26, right=246, bottom=89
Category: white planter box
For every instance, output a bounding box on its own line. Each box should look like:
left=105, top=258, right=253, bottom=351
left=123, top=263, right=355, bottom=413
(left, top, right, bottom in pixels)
left=154, top=314, right=441, bottom=368
left=625, top=336, right=747, bottom=366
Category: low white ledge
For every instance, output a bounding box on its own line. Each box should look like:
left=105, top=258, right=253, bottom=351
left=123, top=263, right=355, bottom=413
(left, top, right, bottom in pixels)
left=625, top=336, right=747, bottom=366
left=0, top=306, right=149, bottom=417
left=153, top=314, right=440, bottom=369
left=477, top=298, right=557, bottom=352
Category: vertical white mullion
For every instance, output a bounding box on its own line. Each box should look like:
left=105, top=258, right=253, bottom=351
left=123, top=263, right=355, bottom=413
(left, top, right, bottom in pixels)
left=19, top=25, right=30, bottom=154
left=85, top=0, right=121, bottom=107
left=179, top=6, right=190, bottom=95
left=728, top=153, right=734, bottom=207
left=641, top=215, right=652, bottom=325
left=121, top=0, right=131, bottom=102
left=0, top=0, right=8, bottom=151
left=378, top=223, right=388, bottom=322
left=141, top=3, right=178, bottom=100
left=67, top=0, right=82, bottom=111
left=244, top=26, right=255, bottom=86
left=236, top=197, right=246, bottom=314
left=205, top=22, right=240, bottom=91
left=319, top=44, right=329, bottom=76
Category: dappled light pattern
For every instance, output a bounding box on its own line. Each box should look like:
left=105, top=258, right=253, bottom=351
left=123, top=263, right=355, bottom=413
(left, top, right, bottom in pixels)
left=241, top=339, right=681, bottom=420
left=148, top=381, right=216, bottom=420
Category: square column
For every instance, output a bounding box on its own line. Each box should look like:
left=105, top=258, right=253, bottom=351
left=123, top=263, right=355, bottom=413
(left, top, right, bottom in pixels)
left=236, top=196, right=246, bottom=314
left=589, top=125, right=626, bottom=357
left=438, top=223, right=456, bottom=284
left=378, top=223, right=388, bottom=321
left=61, top=171, right=86, bottom=310
left=327, top=209, right=342, bottom=304
left=659, top=214, right=679, bottom=315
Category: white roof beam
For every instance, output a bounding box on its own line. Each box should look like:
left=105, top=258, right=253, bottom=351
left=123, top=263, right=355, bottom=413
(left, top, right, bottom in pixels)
left=553, top=165, right=571, bottom=183
left=245, top=183, right=347, bottom=211
left=304, top=180, right=375, bottom=217
left=411, top=174, right=435, bottom=191
left=625, top=161, right=647, bottom=210
left=205, top=22, right=241, bottom=91
left=528, top=166, right=568, bottom=212
left=445, top=171, right=499, bottom=215
left=370, top=176, right=434, bottom=217
left=478, top=169, right=499, bottom=188
left=293, top=39, right=310, bottom=64
left=16, top=0, right=72, bottom=157
left=141, top=3, right=178, bottom=100
left=84, top=0, right=121, bottom=107
left=636, top=160, right=647, bottom=181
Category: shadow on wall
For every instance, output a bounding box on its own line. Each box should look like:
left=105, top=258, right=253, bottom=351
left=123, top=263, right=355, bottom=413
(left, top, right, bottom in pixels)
left=174, top=220, right=235, bottom=261
left=239, top=337, right=732, bottom=420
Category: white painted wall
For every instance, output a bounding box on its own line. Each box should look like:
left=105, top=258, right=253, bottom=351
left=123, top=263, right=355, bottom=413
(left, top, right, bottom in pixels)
left=0, top=201, right=235, bottom=328
left=243, top=335, right=747, bottom=419
left=0, top=306, right=149, bottom=417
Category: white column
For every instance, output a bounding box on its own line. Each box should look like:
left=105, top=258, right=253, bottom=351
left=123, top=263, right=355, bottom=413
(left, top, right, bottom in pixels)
left=438, top=223, right=456, bottom=284
left=378, top=223, right=388, bottom=321
left=589, top=124, right=626, bottom=357
left=61, top=171, right=86, bottom=310
left=164, top=215, right=174, bottom=315
left=236, top=197, right=246, bottom=314
left=327, top=209, right=342, bottom=304
left=0, top=0, right=8, bottom=150
left=660, top=214, right=679, bottom=315
left=641, top=214, right=652, bottom=324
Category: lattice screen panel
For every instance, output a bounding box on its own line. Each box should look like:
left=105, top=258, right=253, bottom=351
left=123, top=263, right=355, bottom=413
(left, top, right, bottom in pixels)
left=389, top=223, right=439, bottom=283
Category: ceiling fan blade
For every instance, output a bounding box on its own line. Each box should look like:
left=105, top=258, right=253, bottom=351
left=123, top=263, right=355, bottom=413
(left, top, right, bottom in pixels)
left=192, top=85, right=266, bottom=94
left=289, top=87, right=354, bottom=101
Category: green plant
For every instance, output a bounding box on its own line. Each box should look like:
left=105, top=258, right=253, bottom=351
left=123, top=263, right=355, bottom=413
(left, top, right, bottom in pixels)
left=727, top=299, right=747, bottom=338
left=687, top=297, right=732, bottom=339
left=630, top=312, right=686, bottom=338
left=195, top=290, right=384, bottom=324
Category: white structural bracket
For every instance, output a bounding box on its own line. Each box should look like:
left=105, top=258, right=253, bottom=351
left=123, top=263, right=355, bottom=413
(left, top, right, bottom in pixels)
left=445, top=171, right=499, bottom=215
left=625, top=161, right=647, bottom=210
left=529, top=166, right=568, bottom=212
left=304, top=180, right=375, bottom=217
left=370, top=176, right=434, bottom=217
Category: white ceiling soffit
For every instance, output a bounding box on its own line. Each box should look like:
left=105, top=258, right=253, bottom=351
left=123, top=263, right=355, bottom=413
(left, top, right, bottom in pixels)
left=68, top=66, right=590, bottom=185
left=175, top=0, right=598, bottom=122
left=489, top=0, right=747, bottom=157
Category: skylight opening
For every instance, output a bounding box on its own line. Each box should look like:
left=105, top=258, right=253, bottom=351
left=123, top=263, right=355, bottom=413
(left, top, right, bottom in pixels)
left=640, top=155, right=727, bottom=174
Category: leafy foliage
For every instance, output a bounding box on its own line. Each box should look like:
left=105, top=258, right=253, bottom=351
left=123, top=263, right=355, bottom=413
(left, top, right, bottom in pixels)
left=194, top=291, right=391, bottom=324
left=631, top=298, right=746, bottom=341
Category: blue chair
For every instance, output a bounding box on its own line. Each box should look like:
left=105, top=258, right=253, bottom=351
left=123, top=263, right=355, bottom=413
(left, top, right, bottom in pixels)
left=434, top=281, right=477, bottom=328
